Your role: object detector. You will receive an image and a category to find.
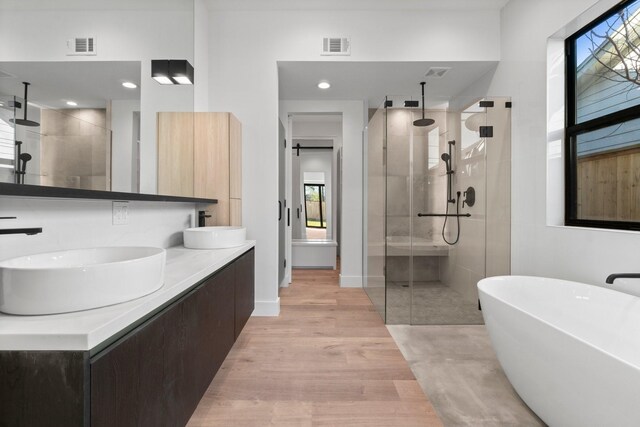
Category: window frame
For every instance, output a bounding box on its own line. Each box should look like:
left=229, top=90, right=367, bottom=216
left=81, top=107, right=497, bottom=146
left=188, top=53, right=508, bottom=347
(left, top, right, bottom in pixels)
left=303, top=183, right=327, bottom=229
left=565, top=0, right=640, bottom=231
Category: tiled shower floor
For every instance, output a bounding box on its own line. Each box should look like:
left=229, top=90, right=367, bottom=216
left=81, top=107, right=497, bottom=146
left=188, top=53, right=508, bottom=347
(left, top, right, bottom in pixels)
left=366, top=281, right=485, bottom=325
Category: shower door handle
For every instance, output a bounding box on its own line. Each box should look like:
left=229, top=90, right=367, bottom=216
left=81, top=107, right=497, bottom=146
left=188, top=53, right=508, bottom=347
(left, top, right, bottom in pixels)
left=287, top=208, right=290, bottom=226
left=278, top=201, right=282, bottom=221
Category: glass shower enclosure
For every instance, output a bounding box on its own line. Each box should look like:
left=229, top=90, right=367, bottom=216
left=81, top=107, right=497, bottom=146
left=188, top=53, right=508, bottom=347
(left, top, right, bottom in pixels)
left=363, top=95, right=511, bottom=325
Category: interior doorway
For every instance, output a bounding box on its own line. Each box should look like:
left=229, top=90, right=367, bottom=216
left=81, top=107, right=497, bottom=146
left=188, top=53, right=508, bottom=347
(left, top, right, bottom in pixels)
left=287, top=113, right=342, bottom=273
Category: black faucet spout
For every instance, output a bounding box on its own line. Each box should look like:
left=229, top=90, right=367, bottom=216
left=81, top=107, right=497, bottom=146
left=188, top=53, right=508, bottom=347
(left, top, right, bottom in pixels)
left=0, top=227, right=43, bottom=236
left=198, top=210, right=212, bottom=227
left=606, top=273, right=640, bottom=284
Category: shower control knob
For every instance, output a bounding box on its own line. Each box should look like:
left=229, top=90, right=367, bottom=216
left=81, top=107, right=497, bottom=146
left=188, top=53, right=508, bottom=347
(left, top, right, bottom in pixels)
left=463, top=187, right=475, bottom=208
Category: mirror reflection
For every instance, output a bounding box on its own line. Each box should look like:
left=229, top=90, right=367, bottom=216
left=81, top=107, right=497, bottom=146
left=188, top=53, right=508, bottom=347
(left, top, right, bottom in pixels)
left=0, top=61, right=140, bottom=191
left=0, top=0, right=196, bottom=197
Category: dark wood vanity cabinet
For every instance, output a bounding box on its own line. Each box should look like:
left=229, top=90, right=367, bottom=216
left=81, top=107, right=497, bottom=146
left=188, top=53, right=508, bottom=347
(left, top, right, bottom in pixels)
left=0, top=249, right=254, bottom=427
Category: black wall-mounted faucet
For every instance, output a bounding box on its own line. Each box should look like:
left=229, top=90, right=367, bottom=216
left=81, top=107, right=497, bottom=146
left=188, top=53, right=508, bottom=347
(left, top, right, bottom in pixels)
left=606, top=273, right=640, bottom=284
left=0, top=216, right=42, bottom=235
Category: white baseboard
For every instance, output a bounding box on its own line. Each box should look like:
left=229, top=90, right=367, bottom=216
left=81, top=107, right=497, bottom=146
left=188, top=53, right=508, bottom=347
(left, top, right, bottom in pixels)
left=252, top=298, right=281, bottom=316
left=339, top=275, right=363, bottom=288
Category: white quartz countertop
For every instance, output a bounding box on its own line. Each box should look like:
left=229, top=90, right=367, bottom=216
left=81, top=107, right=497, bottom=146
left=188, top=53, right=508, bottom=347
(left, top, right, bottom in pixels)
left=0, top=241, right=255, bottom=351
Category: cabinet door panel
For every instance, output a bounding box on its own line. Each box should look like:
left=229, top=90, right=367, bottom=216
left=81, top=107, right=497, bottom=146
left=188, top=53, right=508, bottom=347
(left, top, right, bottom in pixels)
left=235, top=249, right=255, bottom=339
left=213, top=265, right=236, bottom=371
left=90, top=333, right=141, bottom=427
left=157, top=112, right=195, bottom=197
left=137, top=314, right=168, bottom=427
left=194, top=112, right=229, bottom=202
left=91, top=306, right=182, bottom=427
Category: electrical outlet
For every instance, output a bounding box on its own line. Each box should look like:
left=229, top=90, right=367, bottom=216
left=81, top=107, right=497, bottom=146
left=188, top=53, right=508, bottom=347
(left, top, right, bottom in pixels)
left=112, top=201, right=129, bottom=225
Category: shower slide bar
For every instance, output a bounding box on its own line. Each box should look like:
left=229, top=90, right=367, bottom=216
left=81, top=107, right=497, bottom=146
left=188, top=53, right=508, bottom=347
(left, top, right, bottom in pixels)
left=417, top=213, right=471, bottom=217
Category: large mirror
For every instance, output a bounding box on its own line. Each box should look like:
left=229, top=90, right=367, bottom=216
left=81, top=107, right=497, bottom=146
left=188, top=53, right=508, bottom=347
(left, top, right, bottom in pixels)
left=0, top=0, right=195, bottom=197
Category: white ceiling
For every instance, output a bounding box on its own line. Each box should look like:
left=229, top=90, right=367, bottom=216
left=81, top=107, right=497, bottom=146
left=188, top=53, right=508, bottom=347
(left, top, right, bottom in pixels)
left=208, top=0, right=510, bottom=11
left=0, top=62, right=141, bottom=109
left=278, top=61, right=498, bottom=108
left=0, top=0, right=192, bottom=10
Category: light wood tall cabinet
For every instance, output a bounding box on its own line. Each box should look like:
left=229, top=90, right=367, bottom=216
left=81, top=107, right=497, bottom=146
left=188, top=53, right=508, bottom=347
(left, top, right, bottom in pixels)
left=157, top=112, right=242, bottom=226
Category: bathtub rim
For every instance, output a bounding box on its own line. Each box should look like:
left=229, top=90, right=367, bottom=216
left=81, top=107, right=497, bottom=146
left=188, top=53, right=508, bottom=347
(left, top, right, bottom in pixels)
left=478, top=275, right=640, bottom=372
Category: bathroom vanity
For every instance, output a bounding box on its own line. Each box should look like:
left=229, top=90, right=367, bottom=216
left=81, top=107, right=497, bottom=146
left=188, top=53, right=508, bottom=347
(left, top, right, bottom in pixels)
left=0, top=244, right=255, bottom=427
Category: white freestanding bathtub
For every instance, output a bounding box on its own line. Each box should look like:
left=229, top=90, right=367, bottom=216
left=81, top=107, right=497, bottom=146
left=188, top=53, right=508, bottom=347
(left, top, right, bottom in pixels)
left=478, top=276, right=640, bottom=427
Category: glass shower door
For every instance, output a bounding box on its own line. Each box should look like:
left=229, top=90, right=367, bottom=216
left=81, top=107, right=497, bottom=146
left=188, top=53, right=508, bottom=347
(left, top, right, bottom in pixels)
left=363, top=96, right=511, bottom=325
left=363, top=99, right=387, bottom=320
left=384, top=102, right=414, bottom=324
left=410, top=97, right=511, bottom=325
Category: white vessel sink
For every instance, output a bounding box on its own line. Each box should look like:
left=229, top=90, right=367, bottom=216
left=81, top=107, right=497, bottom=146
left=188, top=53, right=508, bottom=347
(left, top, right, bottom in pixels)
left=0, top=247, right=166, bottom=315
left=183, top=226, right=246, bottom=249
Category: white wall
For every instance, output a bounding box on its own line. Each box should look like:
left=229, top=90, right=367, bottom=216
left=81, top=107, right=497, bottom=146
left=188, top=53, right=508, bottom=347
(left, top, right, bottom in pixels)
left=488, top=0, right=640, bottom=288
left=0, top=7, right=196, bottom=194
left=194, top=0, right=210, bottom=112
left=0, top=197, right=195, bottom=261
left=208, top=6, right=501, bottom=312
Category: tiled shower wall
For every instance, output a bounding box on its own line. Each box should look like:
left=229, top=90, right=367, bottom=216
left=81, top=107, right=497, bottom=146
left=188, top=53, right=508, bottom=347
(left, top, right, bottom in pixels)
left=386, top=108, right=448, bottom=282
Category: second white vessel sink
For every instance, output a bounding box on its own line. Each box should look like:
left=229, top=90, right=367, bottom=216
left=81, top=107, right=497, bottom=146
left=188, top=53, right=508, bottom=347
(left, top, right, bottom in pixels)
left=183, top=226, right=246, bottom=249
left=0, top=247, right=166, bottom=315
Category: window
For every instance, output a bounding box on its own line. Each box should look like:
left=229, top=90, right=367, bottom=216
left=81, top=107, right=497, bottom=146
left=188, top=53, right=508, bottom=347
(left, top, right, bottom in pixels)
left=304, top=184, right=327, bottom=229
left=566, top=0, right=640, bottom=230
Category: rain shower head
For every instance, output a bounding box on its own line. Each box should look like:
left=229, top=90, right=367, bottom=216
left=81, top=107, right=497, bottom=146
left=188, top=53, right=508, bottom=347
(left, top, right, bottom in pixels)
left=11, top=118, right=40, bottom=127
left=413, top=117, right=435, bottom=127
left=9, top=82, right=40, bottom=128
left=413, top=81, right=435, bottom=127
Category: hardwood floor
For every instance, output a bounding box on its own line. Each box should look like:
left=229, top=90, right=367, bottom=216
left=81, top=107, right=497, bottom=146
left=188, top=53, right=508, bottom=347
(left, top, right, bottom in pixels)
left=187, top=266, right=442, bottom=426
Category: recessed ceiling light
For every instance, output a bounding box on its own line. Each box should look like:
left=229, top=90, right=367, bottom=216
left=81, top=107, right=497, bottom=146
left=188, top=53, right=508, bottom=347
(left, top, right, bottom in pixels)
left=122, top=82, right=137, bottom=89
left=66, top=101, right=77, bottom=106
left=318, top=81, right=331, bottom=89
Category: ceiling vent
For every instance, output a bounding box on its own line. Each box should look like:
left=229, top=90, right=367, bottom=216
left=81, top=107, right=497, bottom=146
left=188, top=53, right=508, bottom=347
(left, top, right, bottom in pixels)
left=67, top=37, right=97, bottom=56
left=322, top=37, right=350, bottom=56
left=425, top=67, right=451, bottom=78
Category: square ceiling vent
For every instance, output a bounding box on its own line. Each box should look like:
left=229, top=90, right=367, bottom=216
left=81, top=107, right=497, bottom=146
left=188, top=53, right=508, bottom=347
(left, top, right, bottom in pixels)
left=425, top=67, right=451, bottom=78
left=67, top=37, right=97, bottom=56
left=322, top=37, right=350, bottom=56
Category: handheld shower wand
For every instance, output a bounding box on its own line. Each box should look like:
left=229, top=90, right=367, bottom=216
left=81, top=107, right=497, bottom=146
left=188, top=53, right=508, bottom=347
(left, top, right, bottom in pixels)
left=18, top=152, right=31, bottom=184
left=440, top=153, right=451, bottom=174
left=441, top=141, right=460, bottom=245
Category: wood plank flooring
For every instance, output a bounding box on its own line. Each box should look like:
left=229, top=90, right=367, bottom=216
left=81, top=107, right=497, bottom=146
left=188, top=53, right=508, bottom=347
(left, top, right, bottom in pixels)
left=187, top=267, right=442, bottom=426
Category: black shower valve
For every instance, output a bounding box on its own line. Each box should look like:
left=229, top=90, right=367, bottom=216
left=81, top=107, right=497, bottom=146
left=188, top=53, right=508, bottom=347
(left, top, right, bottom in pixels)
left=462, top=187, right=476, bottom=208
